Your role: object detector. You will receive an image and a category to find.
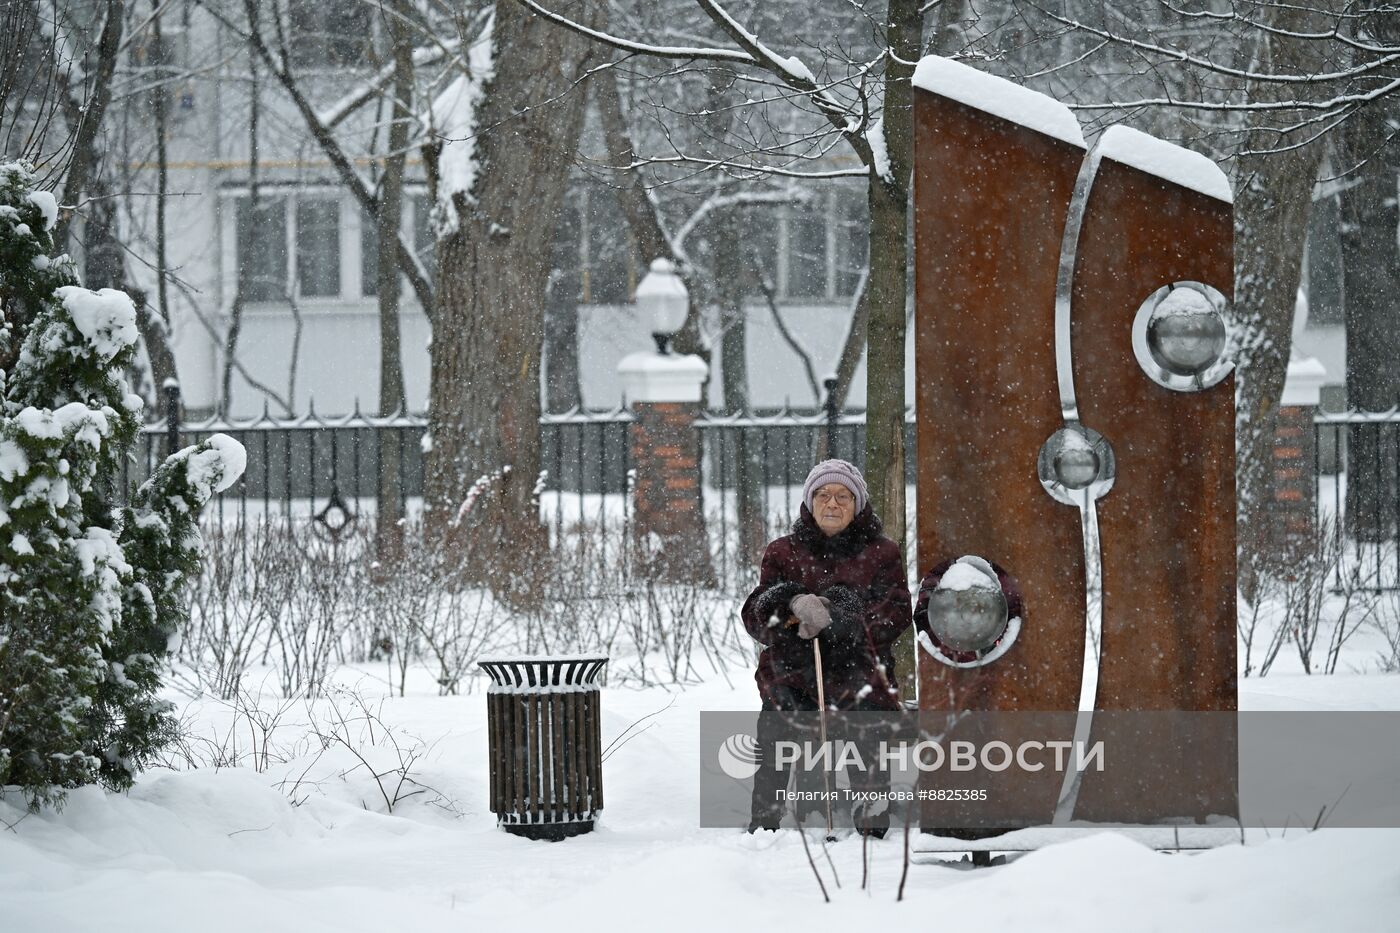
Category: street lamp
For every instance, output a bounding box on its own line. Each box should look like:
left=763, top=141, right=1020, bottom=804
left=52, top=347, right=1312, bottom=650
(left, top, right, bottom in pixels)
left=635, top=258, right=688, bottom=354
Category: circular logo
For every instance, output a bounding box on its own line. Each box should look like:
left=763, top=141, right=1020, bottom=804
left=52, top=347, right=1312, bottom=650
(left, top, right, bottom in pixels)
left=717, top=732, right=761, bottom=780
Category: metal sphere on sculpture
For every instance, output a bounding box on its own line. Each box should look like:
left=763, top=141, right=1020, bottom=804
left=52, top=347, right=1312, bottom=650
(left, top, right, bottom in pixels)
left=927, top=560, right=1009, bottom=652
left=1147, top=287, right=1228, bottom=376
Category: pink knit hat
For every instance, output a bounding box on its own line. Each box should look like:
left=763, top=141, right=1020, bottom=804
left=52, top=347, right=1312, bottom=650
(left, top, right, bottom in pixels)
left=802, top=459, right=868, bottom=515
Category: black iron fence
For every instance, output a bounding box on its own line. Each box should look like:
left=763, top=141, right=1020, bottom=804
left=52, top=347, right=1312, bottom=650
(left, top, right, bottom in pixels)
left=127, top=401, right=429, bottom=527
left=126, top=389, right=919, bottom=541
left=1314, top=411, right=1400, bottom=589
left=134, top=392, right=1400, bottom=580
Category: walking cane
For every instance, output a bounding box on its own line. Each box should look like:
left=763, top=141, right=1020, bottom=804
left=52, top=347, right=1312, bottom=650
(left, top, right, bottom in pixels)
left=813, top=638, right=836, bottom=841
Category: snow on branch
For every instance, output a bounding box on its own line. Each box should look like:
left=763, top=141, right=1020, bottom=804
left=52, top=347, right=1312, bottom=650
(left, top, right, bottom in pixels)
left=1033, top=4, right=1400, bottom=86
left=1068, top=74, right=1400, bottom=114
left=318, top=38, right=460, bottom=129
left=513, top=0, right=753, bottom=64
left=516, top=0, right=875, bottom=168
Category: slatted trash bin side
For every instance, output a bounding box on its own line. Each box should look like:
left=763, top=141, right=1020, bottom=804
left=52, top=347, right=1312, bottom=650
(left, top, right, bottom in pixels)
left=479, top=656, right=608, bottom=840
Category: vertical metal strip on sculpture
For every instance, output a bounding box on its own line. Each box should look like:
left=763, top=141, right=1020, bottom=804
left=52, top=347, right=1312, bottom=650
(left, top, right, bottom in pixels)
left=1045, top=139, right=1114, bottom=823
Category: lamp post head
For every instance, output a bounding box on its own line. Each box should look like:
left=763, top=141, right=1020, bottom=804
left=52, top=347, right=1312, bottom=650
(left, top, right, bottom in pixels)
left=636, top=258, right=688, bottom=354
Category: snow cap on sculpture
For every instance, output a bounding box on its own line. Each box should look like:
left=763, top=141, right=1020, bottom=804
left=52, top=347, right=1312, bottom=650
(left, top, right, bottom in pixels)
left=912, top=55, right=1085, bottom=148
left=1097, top=124, right=1232, bottom=203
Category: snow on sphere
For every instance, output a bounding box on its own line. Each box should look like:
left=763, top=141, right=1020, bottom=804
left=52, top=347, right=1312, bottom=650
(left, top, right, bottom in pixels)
left=56, top=286, right=139, bottom=363
left=25, top=190, right=58, bottom=230
left=936, top=560, right=999, bottom=593
left=1149, top=289, right=1227, bottom=375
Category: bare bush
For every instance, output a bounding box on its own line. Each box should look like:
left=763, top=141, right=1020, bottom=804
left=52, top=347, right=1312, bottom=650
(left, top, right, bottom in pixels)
left=156, top=686, right=306, bottom=773
left=184, top=522, right=294, bottom=699
left=1256, top=518, right=1380, bottom=676
left=271, top=526, right=368, bottom=697
left=175, top=510, right=739, bottom=695
left=157, top=682, right=459, bottom=817
left=287, top=687, right=458, bottom=815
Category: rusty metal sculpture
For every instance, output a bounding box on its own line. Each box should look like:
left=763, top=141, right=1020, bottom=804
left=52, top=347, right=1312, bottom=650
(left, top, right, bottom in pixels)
left=911, top=57, right=1237, bottom=831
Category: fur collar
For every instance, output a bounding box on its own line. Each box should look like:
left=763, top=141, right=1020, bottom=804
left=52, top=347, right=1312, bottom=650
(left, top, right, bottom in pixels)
left=791, top=502, right=884, bottom=559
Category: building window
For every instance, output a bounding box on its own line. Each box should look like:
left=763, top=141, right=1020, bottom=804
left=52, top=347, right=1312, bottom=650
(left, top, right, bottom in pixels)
left=750, top=186, right=867, bottom=303
left=232, top=193, right=345, bottom=303
left=561, top=180, right=870, bottom=308
left=236, top=197, right=288, bottom=302
left=785, top=199, right=829, bottom=300
left=295, top=199, right=341, bottom=297
left=833, top=187, right=868, bottom=298
left=578, top=184, right=634, bottom=305
left=287, top=0, right=372, bottom=69
left=1305, top=191, right=1344, bottom=327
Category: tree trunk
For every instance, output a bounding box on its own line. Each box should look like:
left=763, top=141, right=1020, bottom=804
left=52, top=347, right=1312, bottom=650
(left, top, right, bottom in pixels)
left=424, top=2, right=602, bottom=602
left=220, top=52, right=260, bottom=418
left=150, top=0, right=170, bottom=328
left=374, top=0, right=414, bottom=553
left=543, top=207, right=582, bottom=413
left=54, top=0, right=125, bottom=252
left=865, top=0, right=918, bottom=698
left=1339, top=100, right=1400, bottom=543
left=1233, top=3, right=1338, bottom=599
left=712, top=205, right=765, bottom=566
left=81, top=175, right=177, bottom=395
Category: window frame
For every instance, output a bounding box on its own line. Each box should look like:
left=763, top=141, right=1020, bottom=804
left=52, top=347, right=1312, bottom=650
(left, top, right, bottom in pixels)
left=220, top=185, right=429, bottom=311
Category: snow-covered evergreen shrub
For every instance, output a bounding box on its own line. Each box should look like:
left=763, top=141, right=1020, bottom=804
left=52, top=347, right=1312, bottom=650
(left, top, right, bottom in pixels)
left=0, top=162, right=246, bottom=809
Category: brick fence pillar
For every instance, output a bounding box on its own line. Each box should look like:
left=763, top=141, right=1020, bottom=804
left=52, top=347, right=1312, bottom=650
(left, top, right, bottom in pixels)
left=618, top=352, right=715, bottom=583
left=1272, top=356, right=1327, bottom=555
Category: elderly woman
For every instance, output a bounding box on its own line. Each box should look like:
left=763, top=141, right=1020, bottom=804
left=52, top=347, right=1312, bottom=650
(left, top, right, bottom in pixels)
left=740, top=459, right=913, bottom=834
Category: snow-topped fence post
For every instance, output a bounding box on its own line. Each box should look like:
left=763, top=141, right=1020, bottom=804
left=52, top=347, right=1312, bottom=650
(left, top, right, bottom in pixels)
left=0, top=163, right=246, bottom=810
left=617, top=259, right=716, bottom=584
left=1270, top=358, right=1327, bottom=558
left=618, top=350, right=715, bottom=586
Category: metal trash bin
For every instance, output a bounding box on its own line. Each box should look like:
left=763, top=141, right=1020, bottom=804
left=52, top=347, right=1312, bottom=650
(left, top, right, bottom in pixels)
left=480, top=655, right=607, bottom=840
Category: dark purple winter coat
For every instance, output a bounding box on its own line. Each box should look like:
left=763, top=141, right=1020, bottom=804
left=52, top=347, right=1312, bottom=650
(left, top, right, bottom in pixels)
left=740, top=503, right=912, bottom=710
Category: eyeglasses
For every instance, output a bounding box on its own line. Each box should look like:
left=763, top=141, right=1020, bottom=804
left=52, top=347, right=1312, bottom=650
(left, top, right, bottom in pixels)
left=815, top=491, right=854, bottom=507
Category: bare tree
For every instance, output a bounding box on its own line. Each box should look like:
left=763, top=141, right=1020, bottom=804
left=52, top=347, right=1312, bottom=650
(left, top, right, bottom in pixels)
left=422, top=1, right=606, bottom=601
left=520, top=0, right=923, bottom=565
left=1336, top=14, right=1400, bottom=542
left=1, top=1, right=73, bottom=184
left=998, top=0, right=1399, bottom=595
left=371, top=0, right=417, bottom=548
left=53, top=0, right=126, bottom=250
left=1231, top=2, right=1344, bottom=598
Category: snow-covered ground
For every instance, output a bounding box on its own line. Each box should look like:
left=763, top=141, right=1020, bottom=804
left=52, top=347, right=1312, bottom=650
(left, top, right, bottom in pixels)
left=4, top=661, right=1399, bottom=932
